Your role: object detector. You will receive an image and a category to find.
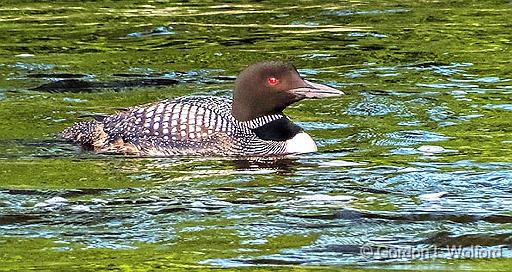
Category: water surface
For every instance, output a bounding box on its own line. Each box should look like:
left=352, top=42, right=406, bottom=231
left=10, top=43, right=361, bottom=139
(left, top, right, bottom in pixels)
left=1, top=0, right=511, bottom=270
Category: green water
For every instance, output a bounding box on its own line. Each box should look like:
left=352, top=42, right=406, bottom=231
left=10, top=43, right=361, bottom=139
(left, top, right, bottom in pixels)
left=1, top=0, right=511, bottom=270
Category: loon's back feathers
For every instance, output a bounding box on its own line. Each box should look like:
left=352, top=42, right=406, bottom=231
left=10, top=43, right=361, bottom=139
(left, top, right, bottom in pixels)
left=61, top=120, right=105, bottom=150
left=61, top=61, right=343, bottom=156
left=62, top=96, right=289, bottom=156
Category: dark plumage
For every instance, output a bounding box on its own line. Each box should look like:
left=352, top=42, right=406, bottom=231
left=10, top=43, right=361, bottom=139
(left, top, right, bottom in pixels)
left=61, top=61, right=343, bottom=156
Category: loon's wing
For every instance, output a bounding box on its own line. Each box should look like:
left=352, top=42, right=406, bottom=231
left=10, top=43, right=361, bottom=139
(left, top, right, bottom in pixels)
left=62, top=96, right=241, bottom=155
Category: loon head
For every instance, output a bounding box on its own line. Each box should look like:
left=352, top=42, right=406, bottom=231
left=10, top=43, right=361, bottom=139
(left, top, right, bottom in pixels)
left=231, top=61, right=343, bottom=122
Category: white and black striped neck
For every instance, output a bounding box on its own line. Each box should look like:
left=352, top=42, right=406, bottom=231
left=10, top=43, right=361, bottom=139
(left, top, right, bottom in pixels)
left=240, top=113, right=284, bottom=129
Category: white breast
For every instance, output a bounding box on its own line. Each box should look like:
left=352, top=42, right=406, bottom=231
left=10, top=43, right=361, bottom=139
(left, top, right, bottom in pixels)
left=285, top=132, right=317, bottom=154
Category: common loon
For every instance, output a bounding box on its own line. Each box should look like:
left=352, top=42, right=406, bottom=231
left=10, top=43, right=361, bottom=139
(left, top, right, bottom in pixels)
left=61, top=61, right=343, bottom=156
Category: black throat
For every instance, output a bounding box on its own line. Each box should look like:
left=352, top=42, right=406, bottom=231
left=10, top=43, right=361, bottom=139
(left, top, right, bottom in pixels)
left=251, top=117, right=302, bottom=141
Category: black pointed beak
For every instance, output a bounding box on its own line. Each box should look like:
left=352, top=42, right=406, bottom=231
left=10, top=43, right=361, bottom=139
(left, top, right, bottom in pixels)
left=290, top=80, right=344, bottom=98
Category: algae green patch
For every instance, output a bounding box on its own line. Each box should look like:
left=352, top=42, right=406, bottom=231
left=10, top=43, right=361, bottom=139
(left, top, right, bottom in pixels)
left=1, top=237, right=511, bottom=271
left=0, top=159, right=146, bottom=189
left=0, top=232, right=321, bottom=271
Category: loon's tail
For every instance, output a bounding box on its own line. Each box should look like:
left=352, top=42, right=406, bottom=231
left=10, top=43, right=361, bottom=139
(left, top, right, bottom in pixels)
left=60, top=121, right=107, bottom=150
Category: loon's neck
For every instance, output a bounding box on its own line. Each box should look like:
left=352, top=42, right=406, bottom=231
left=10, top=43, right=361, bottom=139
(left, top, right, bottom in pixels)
left=250, top=117, right=317, bottom=154
left=251, top=117, right=302, bottom=141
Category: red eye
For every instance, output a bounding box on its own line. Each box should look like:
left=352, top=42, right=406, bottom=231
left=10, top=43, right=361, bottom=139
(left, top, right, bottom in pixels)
left=267, top=77, right=279, bottom=86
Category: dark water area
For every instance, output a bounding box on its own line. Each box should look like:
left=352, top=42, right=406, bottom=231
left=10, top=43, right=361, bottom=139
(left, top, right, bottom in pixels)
left=0, top=1, right=511, bottom=270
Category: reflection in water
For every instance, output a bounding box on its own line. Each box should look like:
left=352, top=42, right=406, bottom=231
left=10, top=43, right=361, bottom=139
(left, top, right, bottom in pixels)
left=231, top=158, right=300, bottom=174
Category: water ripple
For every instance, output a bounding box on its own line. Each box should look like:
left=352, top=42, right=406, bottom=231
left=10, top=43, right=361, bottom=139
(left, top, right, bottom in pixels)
left=374, top=130, right=450, bottom=146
